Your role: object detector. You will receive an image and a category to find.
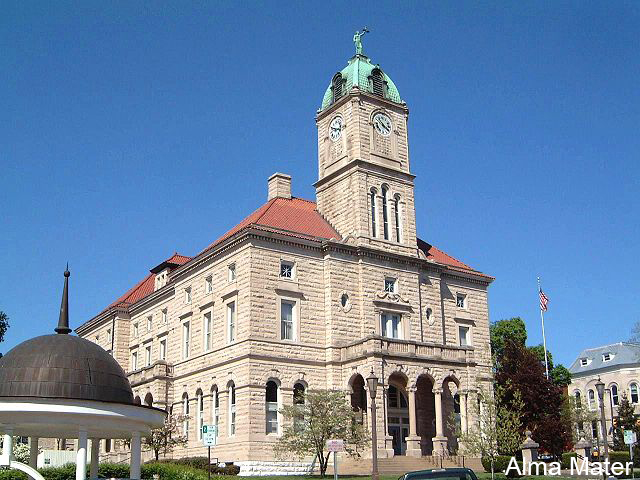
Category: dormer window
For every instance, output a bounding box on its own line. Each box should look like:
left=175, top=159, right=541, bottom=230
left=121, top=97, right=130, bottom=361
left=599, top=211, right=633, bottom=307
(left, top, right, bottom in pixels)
left=580, top=358, right=589, bottom=367
left=602, top=353, right=612, bottom=362
left=332, top=73, right=343, bottom=103
left=371, top=68, right=385, bottom=97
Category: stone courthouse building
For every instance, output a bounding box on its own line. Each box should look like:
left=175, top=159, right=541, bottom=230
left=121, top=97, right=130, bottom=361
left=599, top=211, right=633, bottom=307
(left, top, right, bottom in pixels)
left=76, top=40, right=494, bottom=471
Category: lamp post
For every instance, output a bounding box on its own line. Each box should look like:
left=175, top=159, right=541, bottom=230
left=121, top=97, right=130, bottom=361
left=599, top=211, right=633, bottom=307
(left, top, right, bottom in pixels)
left=595, top=378, right=609, bottom=463
left=366, top=369, right=380, bottom=480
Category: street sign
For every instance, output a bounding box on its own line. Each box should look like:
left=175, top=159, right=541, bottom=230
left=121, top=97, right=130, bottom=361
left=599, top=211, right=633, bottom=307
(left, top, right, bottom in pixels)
left=202, top=424, right=217, bottom=446
left=624, top=430, right=637, bottom=445
left=326, top=439, right=345, bottom=452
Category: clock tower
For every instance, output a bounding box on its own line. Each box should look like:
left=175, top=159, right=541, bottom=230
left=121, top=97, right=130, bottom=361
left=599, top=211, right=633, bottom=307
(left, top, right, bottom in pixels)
left=315, top=37, right=418, bottom=256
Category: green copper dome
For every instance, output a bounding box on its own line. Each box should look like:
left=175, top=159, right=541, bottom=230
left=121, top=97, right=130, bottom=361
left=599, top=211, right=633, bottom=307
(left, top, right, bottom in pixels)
left=320, top=54, right=403, bottom=111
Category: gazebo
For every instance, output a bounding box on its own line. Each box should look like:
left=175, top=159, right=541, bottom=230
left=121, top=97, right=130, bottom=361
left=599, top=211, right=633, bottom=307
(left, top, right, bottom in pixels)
left=0, top=269, right=165, bottom=480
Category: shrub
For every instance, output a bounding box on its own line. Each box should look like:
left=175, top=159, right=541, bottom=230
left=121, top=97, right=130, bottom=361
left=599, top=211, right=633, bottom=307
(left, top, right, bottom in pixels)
left=561, top=452, right=577, bottom=469
left=0, top=469, right=28, bottom=480
left=98, top=463, right=130, bottom=478
left=141, top=462, right=226, bottom=480
left=152, top=459, right=239, bottom=476
left=610, top=451, right=632, bottom=464
left=39, top=464, right=76, bottom=480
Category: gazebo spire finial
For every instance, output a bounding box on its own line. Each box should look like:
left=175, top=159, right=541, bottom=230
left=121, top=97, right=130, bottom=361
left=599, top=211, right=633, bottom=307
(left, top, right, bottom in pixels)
left=55, top=264, right=72, bottom=334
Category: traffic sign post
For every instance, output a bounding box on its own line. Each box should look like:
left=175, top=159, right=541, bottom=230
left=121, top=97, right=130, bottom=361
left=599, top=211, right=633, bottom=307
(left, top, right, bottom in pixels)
left=625, top=431, right=637, bottom=480
left=326, top=439, right=345, bottom=480
left=202, top=425, right=218, bottom=480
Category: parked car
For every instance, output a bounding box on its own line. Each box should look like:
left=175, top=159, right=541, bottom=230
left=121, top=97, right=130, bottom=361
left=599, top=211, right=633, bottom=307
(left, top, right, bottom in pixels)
left=399, top=467, right=479, bottom=480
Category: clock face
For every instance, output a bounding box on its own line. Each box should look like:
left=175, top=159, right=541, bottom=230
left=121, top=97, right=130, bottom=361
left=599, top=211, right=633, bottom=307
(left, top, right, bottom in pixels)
left=373, top=112, right=392, bottom=137
left=329, top=116, right=343, bottom=141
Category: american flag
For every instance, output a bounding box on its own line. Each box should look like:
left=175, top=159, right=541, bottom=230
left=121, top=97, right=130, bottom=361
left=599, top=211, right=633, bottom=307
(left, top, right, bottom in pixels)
left=539, top=289, right=549, bottom=312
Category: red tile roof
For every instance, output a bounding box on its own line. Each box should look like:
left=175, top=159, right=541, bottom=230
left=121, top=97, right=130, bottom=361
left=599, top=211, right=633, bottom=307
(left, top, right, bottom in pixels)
left=93, top=198, right=488, bottom=320
left=200, top=197, right=341, bottom=254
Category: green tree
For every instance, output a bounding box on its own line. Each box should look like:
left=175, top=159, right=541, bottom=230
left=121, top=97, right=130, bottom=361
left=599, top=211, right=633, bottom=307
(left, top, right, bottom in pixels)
left=457, top=385, right=524, bottom=480
left=0, top=311, right=9, bottom=358
left=613, top=392, right=638, bottom=450
left=274, top=390, right=369, bottom=477
left=490, top=317, right=527, bottom=364
left=143, top=413, right=188, bottom=461
left=550, top=364, right=572, bottom=387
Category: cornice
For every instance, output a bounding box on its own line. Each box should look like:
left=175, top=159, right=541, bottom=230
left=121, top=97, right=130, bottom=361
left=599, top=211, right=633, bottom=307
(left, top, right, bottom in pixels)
left=316, top=88, right=409, bottom=121
left=314, top=158, right=416, bottom=191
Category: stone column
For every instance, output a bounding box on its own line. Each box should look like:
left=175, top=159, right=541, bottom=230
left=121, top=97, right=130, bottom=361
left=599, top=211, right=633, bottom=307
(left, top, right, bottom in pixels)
left=406, top=387, right=422, bottom=457
left=76, top=430, right=88, bottom=480
left=432, top=388, right=448, bottom=456
left=0, top=426, right=14, bottom=466
left=457, top=392, right=468, bottom=454
left=29, top=437, right=39, bottom=469
left=89, top=439, right=100, bottom=479
left=521, top=430, right=539, bottom=467
left=130, top=432, right=141, bottom=480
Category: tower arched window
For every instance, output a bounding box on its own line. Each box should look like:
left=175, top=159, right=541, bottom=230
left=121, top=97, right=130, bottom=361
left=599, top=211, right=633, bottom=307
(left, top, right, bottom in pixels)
left=266, top=380, right=279, bottom=434
left=631, top=383, right=639, bottom=404
left=196, top=389, right=204, bottom=441
left=574, top=390, right=581, bottom=408
left=370, top=188, right=377, bottom=237
left=372, top=69, right=385, bottom=97
left=610, top=384, right=619, bottom=406
left=293, top=382, right=306, bottom=432
left=211, top=386, right=219, bottom=445
left=332, top=74, right=343, bottom=104
left=381, top=186, right=389, bottom=240
left=228, top=382, right=236, bottom=436
left=182, top=393, right=190, bottom=439
left=393, top=194, right=402, bottom=242
left=588, top=389, right=596, bottom=410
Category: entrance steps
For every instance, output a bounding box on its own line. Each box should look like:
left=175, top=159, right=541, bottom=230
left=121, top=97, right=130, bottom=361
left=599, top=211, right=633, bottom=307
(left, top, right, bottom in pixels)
left=326, top=455, right=484, bottom=475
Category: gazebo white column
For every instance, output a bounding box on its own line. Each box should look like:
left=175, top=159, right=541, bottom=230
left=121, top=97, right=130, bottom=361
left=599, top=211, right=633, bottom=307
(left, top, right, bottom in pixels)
left=76, top=430, right=88, bottom=480
left=29, top=437, right=39, bottom=469
left=89, top=439, right=100, bottom=479
left=0, top=426, right=14, bottom=465
left=130, top=432, right=141, bottom=480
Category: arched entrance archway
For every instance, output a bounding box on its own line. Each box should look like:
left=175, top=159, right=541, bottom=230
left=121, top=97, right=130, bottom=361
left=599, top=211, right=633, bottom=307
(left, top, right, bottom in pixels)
left=387, top=373, right=409, bottom=456
left=415, top=374, right=436, bottom=455
left=442, top=377, right=460, bottom=453
left=349, top=374, right=367, bottom=426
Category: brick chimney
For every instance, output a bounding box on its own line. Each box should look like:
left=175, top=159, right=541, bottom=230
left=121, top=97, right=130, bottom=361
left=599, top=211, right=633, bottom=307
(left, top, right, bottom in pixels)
left=267, top=173, right=292, bottom=200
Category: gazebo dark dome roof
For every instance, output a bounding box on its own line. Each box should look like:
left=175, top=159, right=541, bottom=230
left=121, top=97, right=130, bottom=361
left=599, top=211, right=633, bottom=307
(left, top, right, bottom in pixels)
left=0, top=334, right=134, bottom=404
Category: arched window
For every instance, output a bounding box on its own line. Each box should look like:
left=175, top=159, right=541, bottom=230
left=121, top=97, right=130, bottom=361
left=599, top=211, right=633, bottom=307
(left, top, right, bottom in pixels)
left=370, top=188, right=377, bottom=237
left=228, top=382, right=236, bottom=436
left=266, top=381, right=279, bottom=434
left=293, top=382, right=306, bottom=432
left=610, top=384, right=619, bottom=406
left=630, top=383, right=639, bottom=404
left=381, top=186, right=389, bottom=240
left=211, top=386, right=219, bottom=444
left=332, top=74, right=343, bottom=104
left=182, top=393, right=190, bottom=439
left=393, top=194, right=402, bottom=242
left=387, top=385, right=408, bottom=409
left=134, top=395, right=141, bottom=405
left=196, top=389, right=204, bottom=441
left=588, top=389, right=596, bottom=410
left=372, top=69, right=385, bottom=97
left=574, top=390, right=581, bottom=408
left=144, top=392, right=153, bottom=407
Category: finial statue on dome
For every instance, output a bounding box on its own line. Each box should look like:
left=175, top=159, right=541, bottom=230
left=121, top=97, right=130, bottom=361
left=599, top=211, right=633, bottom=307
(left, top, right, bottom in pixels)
left=353, top=27, right=369, bottom=55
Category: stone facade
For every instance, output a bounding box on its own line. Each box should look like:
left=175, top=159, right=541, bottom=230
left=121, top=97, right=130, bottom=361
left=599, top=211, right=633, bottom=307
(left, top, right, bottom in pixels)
left=76, top=49, right=495, bottom=473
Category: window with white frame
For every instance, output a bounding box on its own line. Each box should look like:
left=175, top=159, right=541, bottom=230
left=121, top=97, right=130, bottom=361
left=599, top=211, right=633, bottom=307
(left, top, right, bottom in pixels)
left=133, top=322, right=139, bottom=337
left=602, top=353, right=612, bottom=362
left=205, top=276, right=213, bottom=294
left=227, top=302, right=236, bottom=343
left=182, top=321, right=191, bottom=359
left=147, top=315, right=152, bottom=332
left=144, top=343, right=152, bottom=367
left=184, top=287, right=192, bottom=305
left=266, top=381, right=279, bottom=434
left=159, top=338, right=167, bottom=361
left=131, top=351, right=138, bottom=370
left=162, top=309, right=168, bottom=324
left=610, top=384, right=619, bottom=406
left=196, top=390, right=204, bottom=441
left=228, top=263, right=236, bottom=282
left=203, top=312, right=212, bottom=352
left=228, top=382, right=236, bottom=436
left=631, top=383, right=639, bottom=404
left=458, top=326, right=470, bottom=346
left=588, top=389, right=596, bottom=410
left=211, top=387, right=219, bottom=444
left=280, top=261, right=294, bottom=279
left=580, top=358, right=589, bottom=367
left=281, top=301, right=295, bottom=341
left=384, top=277, right=397, bottom=293
left=456, top=293, right=467, bottom=308
left=381, top=312, right=401, bottom=339
left=182, top=394, right=190, bottom=439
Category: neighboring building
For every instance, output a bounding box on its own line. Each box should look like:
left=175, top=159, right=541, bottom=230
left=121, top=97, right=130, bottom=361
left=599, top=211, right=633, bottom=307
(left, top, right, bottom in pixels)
left=76, top=41, right=494, bottom=471
left=569, top=342, right=640, bottom=444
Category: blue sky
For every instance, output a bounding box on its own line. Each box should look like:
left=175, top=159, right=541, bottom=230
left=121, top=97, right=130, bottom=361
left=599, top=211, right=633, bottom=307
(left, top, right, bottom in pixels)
left=1, top=1, right=638, bottom=367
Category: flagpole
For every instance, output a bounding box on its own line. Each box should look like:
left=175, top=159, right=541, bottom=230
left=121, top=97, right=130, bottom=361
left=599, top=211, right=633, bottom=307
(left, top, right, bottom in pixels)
left=538, top=276, right=550, bottom=380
